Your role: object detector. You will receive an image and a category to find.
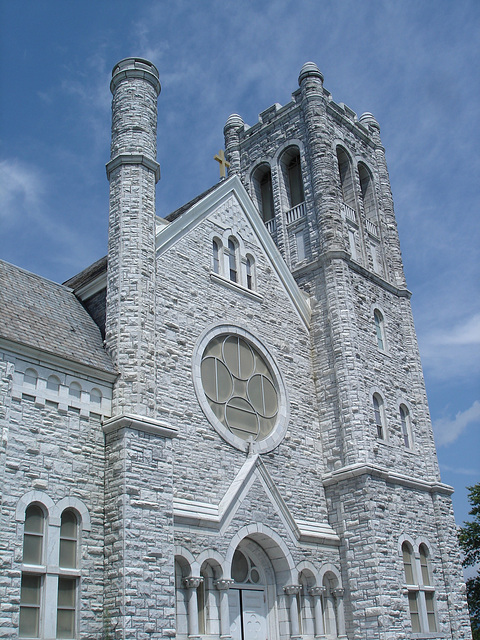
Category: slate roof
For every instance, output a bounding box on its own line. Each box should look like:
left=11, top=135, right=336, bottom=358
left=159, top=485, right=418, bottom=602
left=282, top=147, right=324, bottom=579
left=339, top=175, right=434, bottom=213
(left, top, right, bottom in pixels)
left=0, top=260, right=115, bottom=375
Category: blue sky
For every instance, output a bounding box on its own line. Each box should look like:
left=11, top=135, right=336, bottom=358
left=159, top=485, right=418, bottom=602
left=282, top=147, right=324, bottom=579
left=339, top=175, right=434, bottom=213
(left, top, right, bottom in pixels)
left=0, top=1, right=478, bottom=526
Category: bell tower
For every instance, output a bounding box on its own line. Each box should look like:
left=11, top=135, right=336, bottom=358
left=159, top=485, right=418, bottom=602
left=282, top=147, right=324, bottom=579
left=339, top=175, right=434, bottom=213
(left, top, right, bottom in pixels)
left=224, top=62, right=471, bottom=637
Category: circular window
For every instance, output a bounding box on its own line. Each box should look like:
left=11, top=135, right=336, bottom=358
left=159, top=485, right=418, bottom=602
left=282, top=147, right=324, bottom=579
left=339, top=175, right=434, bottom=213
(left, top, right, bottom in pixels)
left=194, top=327, right=288, bottom=453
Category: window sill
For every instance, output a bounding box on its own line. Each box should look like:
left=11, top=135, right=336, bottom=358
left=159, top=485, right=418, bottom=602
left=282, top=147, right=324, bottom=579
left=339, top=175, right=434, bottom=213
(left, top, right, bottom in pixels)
left=210, top=273, right=263, bottom=302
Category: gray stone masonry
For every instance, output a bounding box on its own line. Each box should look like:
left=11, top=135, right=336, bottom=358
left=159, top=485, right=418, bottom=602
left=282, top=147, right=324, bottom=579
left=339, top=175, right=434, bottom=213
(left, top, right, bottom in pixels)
left=224, top=61, right=471, bottom=637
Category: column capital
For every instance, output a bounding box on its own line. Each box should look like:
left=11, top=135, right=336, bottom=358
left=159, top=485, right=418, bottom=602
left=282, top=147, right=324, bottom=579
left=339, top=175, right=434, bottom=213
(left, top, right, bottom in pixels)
left=332, top=587, right=344, bottom=598
left=215, top=579, right=235, bottom=590
left=184, top=576, right=203, bottom=589
left=284, top=584, right=302, bottom=596
left=309, top=586, right=327, bottom=597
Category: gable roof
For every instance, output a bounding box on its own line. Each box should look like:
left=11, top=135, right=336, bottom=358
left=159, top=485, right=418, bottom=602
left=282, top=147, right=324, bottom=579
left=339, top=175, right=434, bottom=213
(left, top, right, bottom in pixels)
left=0, top=260, right=115, bottom=377
left=156, top=175, right=311, bottom=329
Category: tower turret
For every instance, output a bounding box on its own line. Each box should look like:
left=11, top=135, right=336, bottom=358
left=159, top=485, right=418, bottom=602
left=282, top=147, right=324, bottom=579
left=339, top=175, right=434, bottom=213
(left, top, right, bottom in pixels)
left=105, top=57, right=161, bottom=417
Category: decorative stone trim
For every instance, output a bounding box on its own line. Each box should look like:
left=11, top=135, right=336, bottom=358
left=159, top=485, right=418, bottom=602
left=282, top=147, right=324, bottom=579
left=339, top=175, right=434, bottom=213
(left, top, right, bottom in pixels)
left=102, top=413, right=178, bottom=438
left=183, top=576, right=203, bottom=589
left=214, top=579, right=234, bottom=591
left=322, top=462, right=454, bottom=495
left=308, top=586, right=326, bottom=596
left=283, top=584, right=302, bottom=595
left=106, top=153, right=161, bottom=182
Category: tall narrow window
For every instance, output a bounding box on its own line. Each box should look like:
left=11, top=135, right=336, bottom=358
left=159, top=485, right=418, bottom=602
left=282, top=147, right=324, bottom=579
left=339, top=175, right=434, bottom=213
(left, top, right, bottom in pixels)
left=336, top=147, right=355, bottom=209
left=228, top=239, right=237, bottom=283
left=20, top=505, right=46, bottom=638
left=374, top=310, right=385, bottom=350
left=246, top=256, right=253, bottom=290
left=400, top=405, right=411, bottom=449
left=402, top=542, right=420, bottom=632
left=253, top=165, right=275, bottom=224
left=358, top=163, right=376, bottom=223
left=212, top=240, right=220, bottom=274
left=373, top=394, right=385, bottom=440
left=60, top=510, right=78, bottom=569
left=287, top=151, right=304, bottom=207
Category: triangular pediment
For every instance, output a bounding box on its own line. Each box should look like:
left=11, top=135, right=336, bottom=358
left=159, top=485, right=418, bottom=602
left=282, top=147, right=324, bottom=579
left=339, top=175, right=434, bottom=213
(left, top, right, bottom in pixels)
left=155, top=176, right=311, bottom=329
left=173, top=454, right=339, bottom=548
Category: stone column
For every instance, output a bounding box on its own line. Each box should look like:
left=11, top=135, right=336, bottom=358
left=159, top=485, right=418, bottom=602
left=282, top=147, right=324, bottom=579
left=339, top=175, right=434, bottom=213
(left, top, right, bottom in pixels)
left=215, top=578, right=234, bottom=639
left=184, top=576, right=203, bottom=638
left=308, top=586, right=326, bottom=638
left=298, top=61, right=343, bottom=255
left=332, top=588, right=346, bottom=637
left=284, top=584, right=302, bottom=638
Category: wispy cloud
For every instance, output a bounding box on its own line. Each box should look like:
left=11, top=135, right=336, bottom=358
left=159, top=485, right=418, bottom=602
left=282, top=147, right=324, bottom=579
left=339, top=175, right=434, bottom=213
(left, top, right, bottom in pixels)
left=0, top=158, right=46, bottom=224
left=433, top=400, right=480, bottom=446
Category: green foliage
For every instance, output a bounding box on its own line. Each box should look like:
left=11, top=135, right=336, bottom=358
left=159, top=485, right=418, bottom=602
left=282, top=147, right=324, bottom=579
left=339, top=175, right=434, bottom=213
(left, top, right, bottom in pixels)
left=458, top=483, right=480, bottom=639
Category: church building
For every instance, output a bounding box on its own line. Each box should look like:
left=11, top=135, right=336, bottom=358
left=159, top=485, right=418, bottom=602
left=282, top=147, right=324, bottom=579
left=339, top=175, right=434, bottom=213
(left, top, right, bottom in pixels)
left=0, top=58, right=472, bottom=639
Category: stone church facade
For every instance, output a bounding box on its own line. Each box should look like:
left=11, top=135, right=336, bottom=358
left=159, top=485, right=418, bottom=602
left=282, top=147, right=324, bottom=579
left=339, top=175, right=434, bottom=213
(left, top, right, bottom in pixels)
left=0, top=58, right=472, bottom=639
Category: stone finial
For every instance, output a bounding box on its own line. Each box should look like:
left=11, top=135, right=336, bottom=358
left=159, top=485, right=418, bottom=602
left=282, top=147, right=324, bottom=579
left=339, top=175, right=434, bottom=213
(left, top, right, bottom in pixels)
left=298, top=61, right=324, bottom=85
left=359, top=112, right=380, bottom=131
left=224, top=113, right=245, bottom=133
left=110, top=57, right=161, bottom=96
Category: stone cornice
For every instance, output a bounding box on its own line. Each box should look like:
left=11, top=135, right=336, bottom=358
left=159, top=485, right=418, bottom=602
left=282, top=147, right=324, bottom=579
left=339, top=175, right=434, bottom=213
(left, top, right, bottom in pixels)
left=106, top=153, right=161, bottom=182
left=318, top=250, right=411, bottom=299
left=322, top=462, right=454, bottom=496
left=0, top=337, right=117, bottom=383
left=102, top=413, right=178, bottom=438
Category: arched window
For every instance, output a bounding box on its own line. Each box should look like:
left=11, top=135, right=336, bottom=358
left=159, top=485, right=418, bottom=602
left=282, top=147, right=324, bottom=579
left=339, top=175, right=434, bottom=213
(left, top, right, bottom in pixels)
left=336, top=147, right=355, bottom=209
left=373, top=309, right=386, bottom=351
left=228, top=238, right=237, bottom=283
left=400, top=404, right=412, bottom=449
left=19, top=500, right=85, bottom=639
left=402, top=542, right=420, bottom=632
left=24, top=368, right=38, bottom=388
left=358, top=162, right=376, bottom=223
left=373, top=394, right=386, bottom=440
left=69, top=382, right=81, bottom=400
left=47, top=375, right=60, bottom=393
left=59, top=510, right=78, bottom=568
left=281, top=147, right=304, bottom=209
left=212, top=239, right=220, bottom=274
left=246, top=256, right=253, bottom=290
left=90, top=388, right=102, bottom=405
left=20, top=505, right=46, bottom=638
left=252, top=165, right=275, bottom=225
left=401, top=541, right=437, bottom=633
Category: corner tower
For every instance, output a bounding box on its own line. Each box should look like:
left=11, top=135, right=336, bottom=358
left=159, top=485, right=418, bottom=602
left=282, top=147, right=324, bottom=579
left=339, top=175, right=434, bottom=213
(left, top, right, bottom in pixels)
left=105, top=57, right=161, bottom=417
left=103, top=58, right=176, bottom=640
left=224, top=63, right=471, bottom=637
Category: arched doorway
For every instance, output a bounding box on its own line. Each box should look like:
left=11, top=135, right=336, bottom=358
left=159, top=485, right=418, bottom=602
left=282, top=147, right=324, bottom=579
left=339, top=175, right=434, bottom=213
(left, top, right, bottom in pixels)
left=228, top=539, right=277, bottom=640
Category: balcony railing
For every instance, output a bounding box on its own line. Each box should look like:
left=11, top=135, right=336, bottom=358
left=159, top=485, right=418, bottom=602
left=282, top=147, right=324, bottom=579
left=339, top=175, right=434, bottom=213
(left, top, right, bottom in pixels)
left=286, top=201, right=306, bottom=225
left=366, top=218, right=379, bottom=237
left=264, top=218, right=277, bottom=234
left=340, top=202, right=357, bottom=223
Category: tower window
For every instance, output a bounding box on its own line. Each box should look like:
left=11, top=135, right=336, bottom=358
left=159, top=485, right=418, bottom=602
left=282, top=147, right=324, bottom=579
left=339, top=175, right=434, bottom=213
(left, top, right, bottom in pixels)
left=287, top=151, right=304, bottom=207
left=336, top=146, right=355, bottom=209
left=252, top=165, right=275, bottom=224
left=374, top=310, right=385, bottom=351
left=400, top=404, right=412, bottom=449
left=358, top=162, right=376, bottom=223
left=401, top=541, right=437, bottom=633
left=373, top=393, right=386, bottom=440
